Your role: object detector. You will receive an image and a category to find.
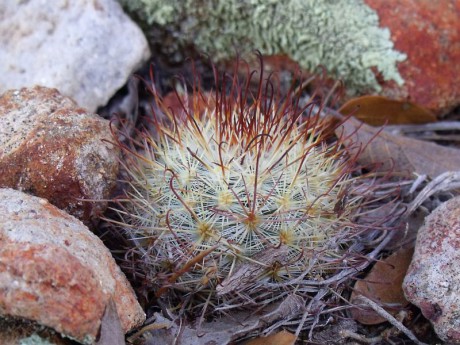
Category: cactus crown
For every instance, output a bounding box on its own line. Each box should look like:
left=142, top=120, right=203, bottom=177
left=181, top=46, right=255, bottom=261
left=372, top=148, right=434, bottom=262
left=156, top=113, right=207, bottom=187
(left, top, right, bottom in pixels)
left=113, top=62, right=393, bottom=316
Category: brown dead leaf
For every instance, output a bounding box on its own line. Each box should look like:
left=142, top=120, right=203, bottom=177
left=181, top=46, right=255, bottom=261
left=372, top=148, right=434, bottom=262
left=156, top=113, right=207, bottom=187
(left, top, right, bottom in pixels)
left=339, top=95, right=436, bottom=126
left=244, top=330, right=297, bottom=345
left=96, top=297, right=125, bottom=345
left=337, top=117, right=460, bottom=178
left=350, top=247, right=414, bottom=325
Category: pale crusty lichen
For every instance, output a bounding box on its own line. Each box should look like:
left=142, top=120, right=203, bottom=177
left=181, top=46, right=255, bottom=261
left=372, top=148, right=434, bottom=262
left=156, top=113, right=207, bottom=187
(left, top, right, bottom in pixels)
left=19, top=334, right=55, bottom=345
left=119, top=0, right=406, bottom=93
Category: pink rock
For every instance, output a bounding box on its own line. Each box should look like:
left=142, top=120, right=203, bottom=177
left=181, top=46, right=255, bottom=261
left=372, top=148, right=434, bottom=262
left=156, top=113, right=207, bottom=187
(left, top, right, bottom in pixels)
left=0, top=188, right=145, bottom=344
left=403, top=196, right=460, bottom=344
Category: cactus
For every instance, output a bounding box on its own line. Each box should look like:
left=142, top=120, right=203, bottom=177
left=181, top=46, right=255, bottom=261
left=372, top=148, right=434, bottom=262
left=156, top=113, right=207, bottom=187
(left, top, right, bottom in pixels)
left=111, top=62, right=398, bottom=320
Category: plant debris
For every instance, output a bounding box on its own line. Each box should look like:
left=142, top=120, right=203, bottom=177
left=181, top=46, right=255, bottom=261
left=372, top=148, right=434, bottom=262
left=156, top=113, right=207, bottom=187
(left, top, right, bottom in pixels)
left=337, top=116, right=460, bottom=178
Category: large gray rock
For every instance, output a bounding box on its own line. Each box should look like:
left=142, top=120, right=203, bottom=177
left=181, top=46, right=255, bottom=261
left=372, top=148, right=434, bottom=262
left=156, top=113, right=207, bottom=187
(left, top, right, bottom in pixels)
left=403, top=196, right=460, bottom=344
left=0, top=0, right=150, bottom=112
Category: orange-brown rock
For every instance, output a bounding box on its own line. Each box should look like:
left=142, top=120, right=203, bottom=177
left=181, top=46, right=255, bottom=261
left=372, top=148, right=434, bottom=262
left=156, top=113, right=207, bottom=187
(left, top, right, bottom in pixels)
left=0, top=188, right=145, bottom=344
left=0, top=86, right=120, bottom=225
left=366, top=0, right=460, bottom=115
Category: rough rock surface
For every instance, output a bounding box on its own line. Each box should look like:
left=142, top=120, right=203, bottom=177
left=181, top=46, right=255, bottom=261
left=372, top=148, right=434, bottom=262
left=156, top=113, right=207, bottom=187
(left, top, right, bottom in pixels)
left=0, top=188, right=145, bottom=344
left=0, top=86, right=120, bottom=225
left=0, top=0, right=150, bottom=112
left=366, top=0, right=460, bottom=115
left=403, top=196, right=460, bottom=344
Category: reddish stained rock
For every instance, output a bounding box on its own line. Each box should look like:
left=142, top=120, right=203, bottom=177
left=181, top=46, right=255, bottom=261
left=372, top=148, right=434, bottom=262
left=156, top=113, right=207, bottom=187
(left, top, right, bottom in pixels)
left=0, top=243, right=103, bottom=343
left=366, top=0, right=460, bottom=115
left=403, top=196, right=460, bottom=344
left=0, top=86, right=120, bottom=225
left=0, top=188, right=145, bottom=344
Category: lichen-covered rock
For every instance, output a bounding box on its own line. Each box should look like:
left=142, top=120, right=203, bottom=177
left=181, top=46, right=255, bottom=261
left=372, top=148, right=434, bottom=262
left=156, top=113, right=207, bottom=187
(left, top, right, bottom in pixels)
left=366, top=0, right=460, bottom=115
left=0, top=86, right=120, bottom=224
left=121, top=0, right=460, bottom=115
left=0, top=188, right=145, bottom=344
left=403, top=196, right=460, bottom=344
left=0, top=0, right=150, bottom=112
left=119, top=0, right=406, bottom=95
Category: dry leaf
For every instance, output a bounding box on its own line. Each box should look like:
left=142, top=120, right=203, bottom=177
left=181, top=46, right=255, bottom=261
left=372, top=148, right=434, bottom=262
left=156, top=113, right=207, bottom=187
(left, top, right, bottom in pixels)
left=145, top=295, right=305, bottom=345
left=337, top=117, right=460, bottom=178
left=339, top=95, right=436, bottom=126
left=244, top=330, right=297, bottom=345
left=96, top=297, right=125, bottom=345
left=350, top=247, right=414, bottom=325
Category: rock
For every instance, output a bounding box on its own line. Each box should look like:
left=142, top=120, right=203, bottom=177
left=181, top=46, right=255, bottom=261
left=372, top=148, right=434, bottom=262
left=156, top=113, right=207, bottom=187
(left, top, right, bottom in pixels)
left=120, top=0, right=406, bottom=98
left=0, top=188, right=145, bottom=344
left=0, top=86, right=120, bottom=225
left=122, top=0, right=460, bottom=114
left=365, top=0, right=460, bottom=115
left=403, top=196, right=460, bottom=344
left=0, top=318, right=73, bottom=345
left=0, top=0, right=150, bottom=112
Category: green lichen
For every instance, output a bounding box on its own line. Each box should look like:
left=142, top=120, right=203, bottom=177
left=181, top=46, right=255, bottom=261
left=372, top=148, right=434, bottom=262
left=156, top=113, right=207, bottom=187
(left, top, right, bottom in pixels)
left=120, top=0, right=406, bottom=94
left=19, top=334, right=55, bottom=345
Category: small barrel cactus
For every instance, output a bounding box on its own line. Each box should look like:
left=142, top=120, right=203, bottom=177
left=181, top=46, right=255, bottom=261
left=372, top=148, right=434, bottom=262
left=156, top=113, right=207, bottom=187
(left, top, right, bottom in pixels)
left=112, top=63, right=397, bottom=318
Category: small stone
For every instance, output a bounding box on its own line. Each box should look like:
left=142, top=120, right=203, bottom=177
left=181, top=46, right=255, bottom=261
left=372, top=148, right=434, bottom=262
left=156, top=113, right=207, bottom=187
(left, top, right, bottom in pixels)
left=0, top=86, right=120, bottom=225
left=403, top=196, right=460, bottom=344
left=0, top=188, right=145, bottom=344
left=0, top=0, right=150, bottom=112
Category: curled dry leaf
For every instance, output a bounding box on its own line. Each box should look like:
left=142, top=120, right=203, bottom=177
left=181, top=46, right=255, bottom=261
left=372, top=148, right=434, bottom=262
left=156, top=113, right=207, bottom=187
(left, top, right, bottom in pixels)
left=244, top=330, right=297, bottom=345
left=96, top=297, right=125, bottom=345
left=339, top=95, right=436, bottom=126
left=337, top=117, right=460, bottom=178
left=350, top=247, right=414, bottom=325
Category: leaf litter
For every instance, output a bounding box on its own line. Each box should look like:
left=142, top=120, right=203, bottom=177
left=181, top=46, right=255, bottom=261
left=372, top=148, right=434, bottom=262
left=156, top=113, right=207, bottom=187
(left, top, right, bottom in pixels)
left=336, top=116, right=460, bottom=178
left=338, top=95, right=436, bottom=126
left=102, top=59, right=460, bottom=344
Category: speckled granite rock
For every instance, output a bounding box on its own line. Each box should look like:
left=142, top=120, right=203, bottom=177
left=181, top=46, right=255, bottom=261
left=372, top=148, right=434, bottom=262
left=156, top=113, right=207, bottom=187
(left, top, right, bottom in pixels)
left=0, top=0, right=150, bottom=112
left=0, top=188, right=145, bottom=344
left=403, top=196, right=460, bottom=344
left=0, top=86, right=120, bottom=225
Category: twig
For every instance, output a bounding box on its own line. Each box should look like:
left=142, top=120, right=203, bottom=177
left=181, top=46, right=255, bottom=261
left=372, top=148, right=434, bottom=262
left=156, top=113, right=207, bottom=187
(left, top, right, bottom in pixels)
left=340, top=329, right=382, bottom=344
left=354, top=295, right=428, bottom=345
left=384, top=121, right=460, bottom=133
left=295, top=288, right=328, bottom=337
left=126, top=318, right=171, bottom=343
left=405, top=171, right=460, bottom=216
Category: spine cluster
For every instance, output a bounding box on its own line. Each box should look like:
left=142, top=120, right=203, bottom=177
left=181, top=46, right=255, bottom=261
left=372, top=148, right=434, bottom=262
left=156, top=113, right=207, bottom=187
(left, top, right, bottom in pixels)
left=114, top=65, right=387, bottom=312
